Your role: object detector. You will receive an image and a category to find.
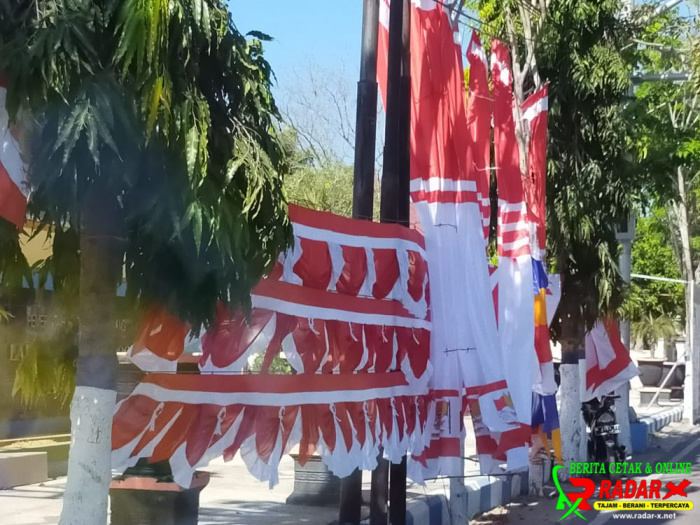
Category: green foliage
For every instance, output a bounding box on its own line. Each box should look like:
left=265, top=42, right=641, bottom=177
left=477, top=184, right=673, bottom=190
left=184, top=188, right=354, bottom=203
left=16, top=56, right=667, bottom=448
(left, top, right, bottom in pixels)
left=0, top=0, right=291, bottom=333
left=12, top=329, right=77, bottom=409
left=249, top=352, right=291, bottom=374
left=477, top=0, right=641, bottom=330
left=282, top=127, right=380, bottom=219
left=627, top=213, right=685, bottom=323
left=631, top=313, right=678, bottom=350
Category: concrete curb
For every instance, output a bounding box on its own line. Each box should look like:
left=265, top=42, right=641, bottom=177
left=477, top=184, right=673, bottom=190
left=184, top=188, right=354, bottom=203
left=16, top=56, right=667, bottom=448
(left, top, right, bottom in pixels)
left=639, top=405, right=684, bottom=434
left=405, top=472, right=528, bottom=524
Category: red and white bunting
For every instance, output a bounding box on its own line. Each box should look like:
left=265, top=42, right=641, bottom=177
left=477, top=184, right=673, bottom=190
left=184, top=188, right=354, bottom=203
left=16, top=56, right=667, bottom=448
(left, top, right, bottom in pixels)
left=112, top=373, right=431, bottom=488
left=116, top=203, right=434, bottom=485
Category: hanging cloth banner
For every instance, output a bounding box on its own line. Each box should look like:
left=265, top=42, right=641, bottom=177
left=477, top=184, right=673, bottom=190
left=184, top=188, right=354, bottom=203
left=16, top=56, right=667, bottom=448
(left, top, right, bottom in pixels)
left=584, top=320, right=639, bottom=401
left=466, top=32, right=492, bottom=242
left=115, top=204, right=434, bottom=486
left=127, top=204, right=431, bottom=387
left=0, top=79, right=29, bottom=228
left=378, top=0, right=520, bottom=479
left=113, top=373, right=431, bottom=488
left=491, top=39, right=534, bottom=472
left=522, top=86, right=556, bottom=396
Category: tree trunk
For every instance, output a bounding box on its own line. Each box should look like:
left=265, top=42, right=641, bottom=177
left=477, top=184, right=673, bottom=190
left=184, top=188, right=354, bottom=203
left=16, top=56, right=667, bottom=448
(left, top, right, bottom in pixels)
left=557, top=294, right=587, bottom=474
left=60, top=182, right=124, bottom=525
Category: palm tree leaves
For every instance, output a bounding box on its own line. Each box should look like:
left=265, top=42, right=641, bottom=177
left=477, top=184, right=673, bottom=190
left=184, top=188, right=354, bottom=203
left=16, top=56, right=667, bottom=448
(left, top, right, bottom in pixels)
left=1, top=1, right=290, bottom=332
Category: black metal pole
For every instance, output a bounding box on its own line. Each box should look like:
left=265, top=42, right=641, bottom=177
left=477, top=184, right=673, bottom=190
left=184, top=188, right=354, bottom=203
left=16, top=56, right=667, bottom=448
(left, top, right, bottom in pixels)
left=378, top=0, right=410, bottom=523
left=389, top=3, right=410, bottom=525
left=370, top=452, right=389, bottom=524
left=379, top=0, right=404, bottom=226
left=372, top=1, right=405, bottom=522
left=340, top=1, right=380, bottom=524
left=352, top=0, right=380, bottom=222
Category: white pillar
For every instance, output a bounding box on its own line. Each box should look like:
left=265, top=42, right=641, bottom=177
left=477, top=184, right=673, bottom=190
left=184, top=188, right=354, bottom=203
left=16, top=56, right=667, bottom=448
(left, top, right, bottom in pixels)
left=615, top=240, right=632, bottom=453
left=560, top=356, right=586, bottom=472
left=685, top=282, right=700, bottom=424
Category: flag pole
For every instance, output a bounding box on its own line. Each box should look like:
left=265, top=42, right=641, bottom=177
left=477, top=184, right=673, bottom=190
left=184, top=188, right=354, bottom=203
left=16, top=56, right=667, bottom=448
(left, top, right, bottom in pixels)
left=339, top=1, right=380, bottom=524
left=388, top=2, right=411, bottom=524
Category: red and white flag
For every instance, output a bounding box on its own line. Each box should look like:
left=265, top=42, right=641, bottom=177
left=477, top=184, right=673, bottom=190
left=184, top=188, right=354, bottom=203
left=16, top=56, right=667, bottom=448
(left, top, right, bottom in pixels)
left=0, top=78, right=28, bottom=228
left=379, top=1, right=522, bottom=479
left=584, top=320, right=639, bottom=401
left=491, top=39, right=534, bottom=471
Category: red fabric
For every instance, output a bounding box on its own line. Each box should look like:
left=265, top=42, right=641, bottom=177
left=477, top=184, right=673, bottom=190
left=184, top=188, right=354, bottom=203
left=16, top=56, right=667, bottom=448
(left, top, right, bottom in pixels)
left=492, top=40, right=523, bottom=205
left=298, top=405, right=320, bottom=466
left=522, top=86, right=548, bottom=251
left=492, top=40, right=529, bottom=258
left=293, top=238, right=332, bottom=289
left=402, top=396, right=416, bottom=437
left=376, top=398, right=393, bottom=440
left=260, top=313, right=298, bottom=373
left=202, top=304, right=273, bottom=370
left=325, top=320, right=364, bottom=373
left=586, top=319, right=635, bottom=391
left=363, top=325, right=395, bottom=373
left=186, top=404, right=225, bottom=467
left=372, top=248, right=400, bottom=299
left=397, top=327, right=430, bottom=379
left=409, top=7, right=469, bottom=191
left=112, top=395, right=161, bottom=450
left=0, top=162, right=26, bottom=228
left=407, top=250, right=427, bottom=303
left=335, top=245, right=368, bottom=296
left=132, top=307, right=189, bottom=362
left=255, top=406, right=283, bottom=463
left=280, top=405, right=300, bottom=453
left=253, top=279, right=418, bottom=320
left=292, top=318, right=327, bottom=373
left=289, top=203, right=425, bottom=248
left=317, top=405, right=337, bottom=453
left=149, top=404, right=197, bottom=463
left=466, top=32, right=492, bottom=236
left=534, top=324, right=552, bottom=363
left=223, top=406, right=258, bottom=461
left=344, top=401, right=367, bottom=448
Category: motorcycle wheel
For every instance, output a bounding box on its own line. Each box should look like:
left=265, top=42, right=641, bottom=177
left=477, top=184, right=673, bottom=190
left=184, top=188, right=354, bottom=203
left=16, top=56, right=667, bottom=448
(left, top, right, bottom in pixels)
left=603, top=446, right=619, bottom=482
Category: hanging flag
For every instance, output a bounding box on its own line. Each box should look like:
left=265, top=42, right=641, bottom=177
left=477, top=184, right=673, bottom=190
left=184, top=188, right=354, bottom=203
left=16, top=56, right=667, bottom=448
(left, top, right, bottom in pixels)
left=522, top=86, right=556, bottom=396
left=379, top=0, right=521, bottom=479
left=584, top=320, right=639, bottom=401
left=0, top=78, right=28, bottom=228
left=466, top=32, right=492, bottom=242
left=491, top=39, right=534, bottom=472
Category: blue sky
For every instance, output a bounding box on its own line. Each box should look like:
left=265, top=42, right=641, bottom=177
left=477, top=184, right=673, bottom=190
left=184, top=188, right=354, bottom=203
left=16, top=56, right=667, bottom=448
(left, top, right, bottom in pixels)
left=227, top=1, right=363, bottom=89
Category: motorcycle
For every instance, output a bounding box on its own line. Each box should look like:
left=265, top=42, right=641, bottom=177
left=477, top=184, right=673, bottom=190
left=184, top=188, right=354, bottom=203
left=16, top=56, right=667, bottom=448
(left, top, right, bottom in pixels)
left=581, top=395, right=627, bottom=479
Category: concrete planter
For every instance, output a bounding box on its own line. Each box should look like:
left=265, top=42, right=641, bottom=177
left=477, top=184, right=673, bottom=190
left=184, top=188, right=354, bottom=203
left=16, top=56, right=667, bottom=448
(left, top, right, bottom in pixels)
left=286, top=454, right=341, bottom=507
left=662, top=362, right=685, bottom=388
left=637, top=358, right=664, bottom=386
left=110, top=471, right=210, bottom=525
